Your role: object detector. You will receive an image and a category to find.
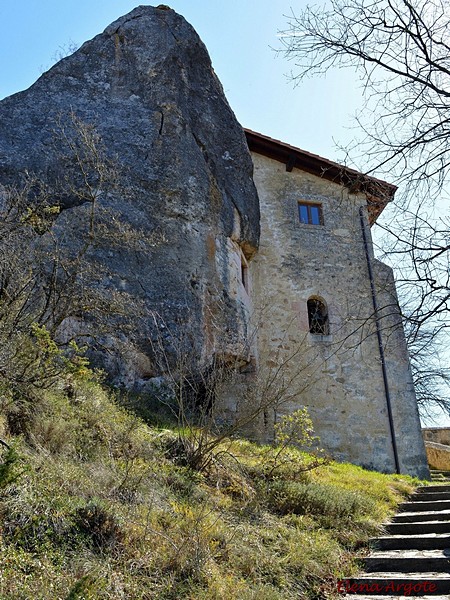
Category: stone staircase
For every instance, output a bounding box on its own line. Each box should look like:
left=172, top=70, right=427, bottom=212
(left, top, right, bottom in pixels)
left=430, top=470, right=450, bottom=483
left=341, top=484, right=450, bottom=598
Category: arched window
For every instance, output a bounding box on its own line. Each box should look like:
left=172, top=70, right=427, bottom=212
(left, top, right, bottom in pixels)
left=307, top=298, right=329, bottom=335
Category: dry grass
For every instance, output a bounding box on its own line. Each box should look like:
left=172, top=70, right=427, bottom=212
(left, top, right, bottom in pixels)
left=0, top=372, right=421, bottom=600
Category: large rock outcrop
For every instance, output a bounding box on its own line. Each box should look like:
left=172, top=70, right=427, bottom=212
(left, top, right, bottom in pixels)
left=0, top=5, right=260, bottom=386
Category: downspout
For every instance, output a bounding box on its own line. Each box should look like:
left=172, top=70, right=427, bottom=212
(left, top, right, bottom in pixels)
left=359, top=207, right=401, bottom=475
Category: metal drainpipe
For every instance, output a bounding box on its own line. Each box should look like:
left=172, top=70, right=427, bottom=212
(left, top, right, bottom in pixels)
left=359, top=207, right=401, bottom=475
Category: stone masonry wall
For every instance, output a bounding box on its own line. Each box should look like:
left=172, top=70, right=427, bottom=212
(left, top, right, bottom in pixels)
left=249, top=152, right=429, bottom=478
left=372, top=259, right=429, bottom=476
left=423, top=428, right=450, bottom=446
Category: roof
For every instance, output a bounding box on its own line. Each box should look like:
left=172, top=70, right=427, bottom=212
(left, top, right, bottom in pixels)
left=244, top=129, right=397, bottom=224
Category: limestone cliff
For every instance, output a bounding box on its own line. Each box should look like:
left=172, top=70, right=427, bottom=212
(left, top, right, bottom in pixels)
left=0, top=6, right=260, bottom=385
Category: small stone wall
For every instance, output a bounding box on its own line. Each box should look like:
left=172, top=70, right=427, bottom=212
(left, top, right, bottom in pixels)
left=424, top=441, right=450, bottom=471
left=422, top=428, right=450, bottom=447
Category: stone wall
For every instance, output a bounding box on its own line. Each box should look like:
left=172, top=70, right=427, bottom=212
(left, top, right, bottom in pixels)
left=424, top=442, right=450, bottom=470
left=423, top=428, right=450, bottom=446
left=249, top=152, right=429, bottom=478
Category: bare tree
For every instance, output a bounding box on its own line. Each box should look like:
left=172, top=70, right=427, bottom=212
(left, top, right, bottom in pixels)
left=146, top=309, right=326, bottom=472
left=280, top=0, right=450, bottom=196
left=280, top=0, right=450, bottom=416
left=406, top=320, right=450, bottom=421
left=0, top=112, right=149, bottom=433
left=376, top=206, right=449, bottom=329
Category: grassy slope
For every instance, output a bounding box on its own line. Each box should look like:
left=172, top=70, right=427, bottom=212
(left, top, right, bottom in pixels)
left=0, top=376, right=421, bottom=600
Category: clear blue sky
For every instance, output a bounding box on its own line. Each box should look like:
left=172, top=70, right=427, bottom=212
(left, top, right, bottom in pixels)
left=0, top=0, right=362, bottom=162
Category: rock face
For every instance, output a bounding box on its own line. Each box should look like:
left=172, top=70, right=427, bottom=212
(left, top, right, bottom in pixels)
left=0, top=6, right=260, bottom=385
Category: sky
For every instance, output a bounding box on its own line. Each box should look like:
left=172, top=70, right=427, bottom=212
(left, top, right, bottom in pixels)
left=1, top=1, right=448, bottom=427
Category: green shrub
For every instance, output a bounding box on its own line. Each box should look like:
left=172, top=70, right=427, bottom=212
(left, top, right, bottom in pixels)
left=0, top=444, right=26, bottom=489
left=3, top=509, right=73, bottom=552
left=74, top=503, right=123, bottom=552
left=65, top=574, right=99, bottom=600
left=265, top=480, right=376, bottom=522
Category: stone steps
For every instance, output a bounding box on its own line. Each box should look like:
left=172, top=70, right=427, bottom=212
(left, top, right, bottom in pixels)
left=398, top=500, right=450, bottom=512
left=411, top=492, right=450, bottom=502
left=392, top=510, right=450, bottom=523
left=430, top=470, right=450, bottom=482
left=417, top=485, right=450, bottom=493
left=340, top=574, right=450, bottom=596
left=386, top=522, right=450, bottom=535
left=342, top=486, right=450, bottom=596
left=374, top=534, right=450, bottom=550
left=365, top=550, right=450, bottom=573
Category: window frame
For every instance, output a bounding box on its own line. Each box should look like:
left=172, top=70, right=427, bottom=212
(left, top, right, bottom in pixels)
left=298, top=202, right=324, bottom=226
left=307, top=297, right=330, bottom=336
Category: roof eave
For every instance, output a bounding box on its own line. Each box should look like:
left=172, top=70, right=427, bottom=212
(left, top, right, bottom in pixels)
left=244, top=128, right=397, bottom=225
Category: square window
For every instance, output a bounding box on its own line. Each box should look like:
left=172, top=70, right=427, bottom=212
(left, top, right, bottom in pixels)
left=298, top=202, right=323, bottom=225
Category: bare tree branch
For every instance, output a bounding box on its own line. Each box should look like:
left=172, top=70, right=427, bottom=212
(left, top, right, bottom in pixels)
left=281, top=0, right=450, bottom=417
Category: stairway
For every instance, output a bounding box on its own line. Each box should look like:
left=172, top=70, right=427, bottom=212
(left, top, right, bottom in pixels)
left=341, top=484, right=450, bottom=598
left=430, top=470, right=450, bottom=483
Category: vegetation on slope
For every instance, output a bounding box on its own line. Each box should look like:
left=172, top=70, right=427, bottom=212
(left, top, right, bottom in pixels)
left=0, top=348, right=420, bottom=600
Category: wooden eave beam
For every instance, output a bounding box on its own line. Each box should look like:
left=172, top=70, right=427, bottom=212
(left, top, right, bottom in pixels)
left=244, top=128, right=397, bottom=224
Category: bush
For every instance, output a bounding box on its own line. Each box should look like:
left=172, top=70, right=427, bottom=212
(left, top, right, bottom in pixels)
left=74, top=503, right=123, bottom=552
left=265, top=480, right=376, bottom=522
left=66, top=575, right=99, bottom=600
left=3, top=508, right=73, bottom=552
left=0, top=444, right=26, bottom=489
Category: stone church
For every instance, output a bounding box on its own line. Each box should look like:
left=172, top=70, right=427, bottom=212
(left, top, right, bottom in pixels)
left=0, top=6, right=428, bottom=478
